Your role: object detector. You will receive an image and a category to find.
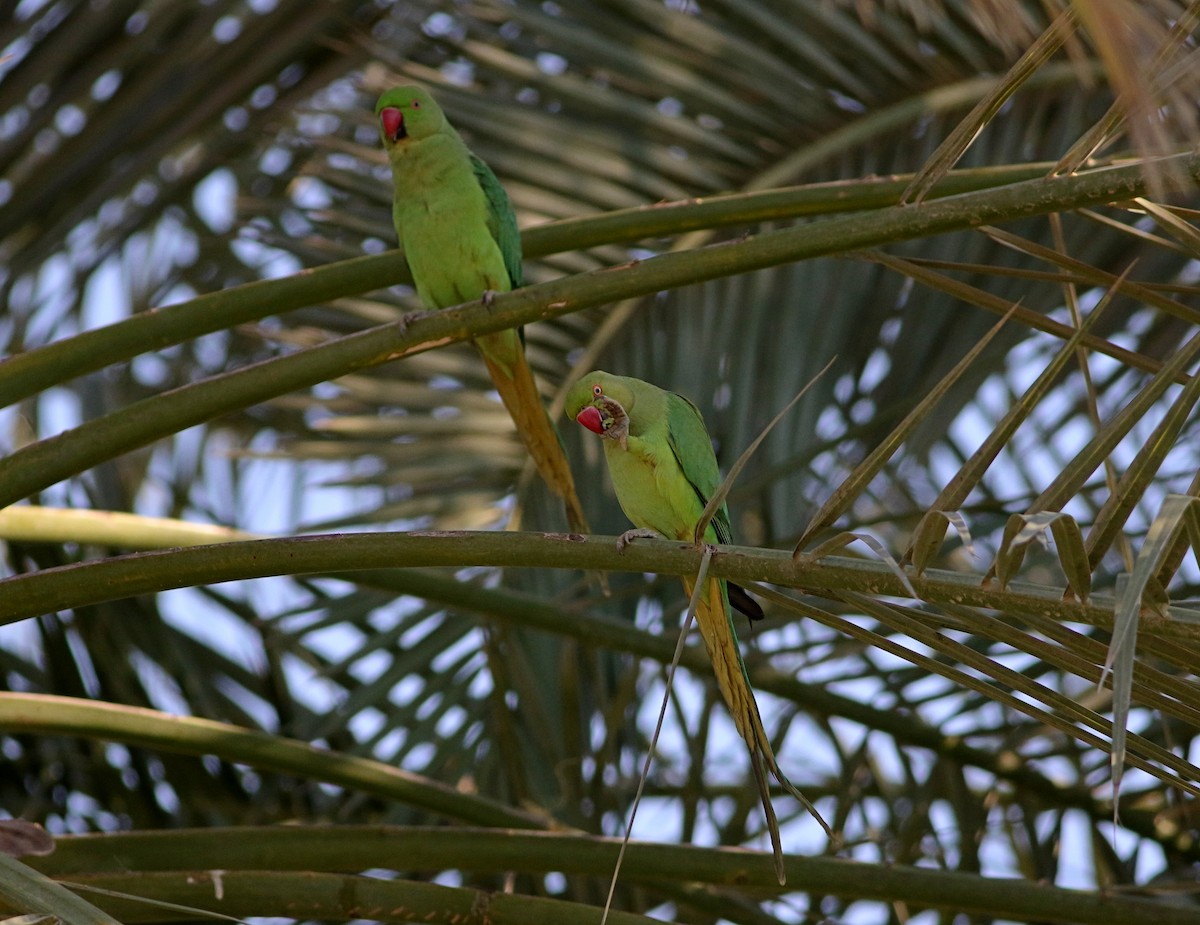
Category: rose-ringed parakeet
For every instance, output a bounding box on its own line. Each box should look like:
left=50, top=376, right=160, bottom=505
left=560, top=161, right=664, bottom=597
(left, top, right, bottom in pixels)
left=565, top=370, right=829, bottom=884
left=375, top=85, right=587, bottom=532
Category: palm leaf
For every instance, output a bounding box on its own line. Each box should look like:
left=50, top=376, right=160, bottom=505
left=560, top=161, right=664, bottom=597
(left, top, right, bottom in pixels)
left=3, top=2, right=1200, bottom=922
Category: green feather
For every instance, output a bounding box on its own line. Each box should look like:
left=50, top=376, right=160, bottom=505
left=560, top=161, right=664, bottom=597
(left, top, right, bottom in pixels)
left=469, top=152, right=522, bottom=290
left=664, top=391, right=734, bottom=546
left=564, top=371, right=732, bottom=544
left=376, top=85, right=514, bottom=308
left=566, top=369, right=831, bottom=884
left=376, top=85, right=588, bottom=533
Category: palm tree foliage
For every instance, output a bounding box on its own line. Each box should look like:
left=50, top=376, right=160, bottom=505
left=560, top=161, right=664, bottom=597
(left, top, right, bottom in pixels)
left=2, top=0, right=1200, bottom=921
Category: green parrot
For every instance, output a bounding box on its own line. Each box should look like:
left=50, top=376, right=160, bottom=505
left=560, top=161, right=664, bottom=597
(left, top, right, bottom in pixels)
left=375, top=85, right=587, bottom=533
left=565, top=370, right=829, bottom=884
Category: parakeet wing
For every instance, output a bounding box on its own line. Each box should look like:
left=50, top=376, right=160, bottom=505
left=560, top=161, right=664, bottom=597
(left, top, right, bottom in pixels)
left=470, top=152, right=523, bottom=290
left=664, top=391, right=733, bottom=545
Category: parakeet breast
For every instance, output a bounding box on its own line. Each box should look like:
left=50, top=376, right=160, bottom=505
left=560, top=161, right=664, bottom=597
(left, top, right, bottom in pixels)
left=390, top=136, right=512, bottom=310
left=603, top=433, right=704, bottom=541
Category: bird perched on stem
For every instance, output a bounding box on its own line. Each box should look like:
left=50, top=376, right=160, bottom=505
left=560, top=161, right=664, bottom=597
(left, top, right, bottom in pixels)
left=375, top=84, right=587, bottom=532
left=566, top=369, right=832, bottom=884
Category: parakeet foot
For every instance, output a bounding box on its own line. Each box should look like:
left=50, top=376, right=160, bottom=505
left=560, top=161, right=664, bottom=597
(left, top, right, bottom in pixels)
left=396, top=311, right=418, bottom=335
left=616, top=528, right=660, bottom=552
left=482, top=288, right=497, bottom=308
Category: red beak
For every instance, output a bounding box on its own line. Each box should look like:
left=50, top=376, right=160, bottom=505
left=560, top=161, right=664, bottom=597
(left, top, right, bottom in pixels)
left=575, top=406, right=605, bottom=434
left=380, top=107, right=404, bottom=141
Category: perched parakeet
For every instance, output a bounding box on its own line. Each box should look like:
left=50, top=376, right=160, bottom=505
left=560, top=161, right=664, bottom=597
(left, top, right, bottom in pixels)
left=375, top=85, right=587, bottom=532
left=565, top=370, right=829, bottom=884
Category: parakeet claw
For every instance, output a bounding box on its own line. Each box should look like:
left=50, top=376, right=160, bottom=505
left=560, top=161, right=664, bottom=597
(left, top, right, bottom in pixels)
left=616, top=528, right=660, bottom=551
left=481, top=288, right=497, bottom=308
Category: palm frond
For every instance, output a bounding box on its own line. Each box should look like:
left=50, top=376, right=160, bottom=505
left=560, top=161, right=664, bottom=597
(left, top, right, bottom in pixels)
left=3, top=1, right=1200, bottom=922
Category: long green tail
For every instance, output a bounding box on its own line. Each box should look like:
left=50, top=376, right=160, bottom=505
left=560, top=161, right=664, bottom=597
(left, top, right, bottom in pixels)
left=687, top=574, right=834, bottom=884
left=475, top=330, right=589, bottom=534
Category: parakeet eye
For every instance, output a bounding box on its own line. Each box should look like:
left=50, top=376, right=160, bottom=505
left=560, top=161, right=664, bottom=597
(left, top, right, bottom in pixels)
left=411, top=100, right=421, bottom=109
left=592, top=385, right=603, bottom=396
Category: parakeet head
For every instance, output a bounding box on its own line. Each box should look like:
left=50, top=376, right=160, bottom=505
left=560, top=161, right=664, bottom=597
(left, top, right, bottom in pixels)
left=566, top=370, right=635, bottom=446
left=375, top=85, right=445, bottom=147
